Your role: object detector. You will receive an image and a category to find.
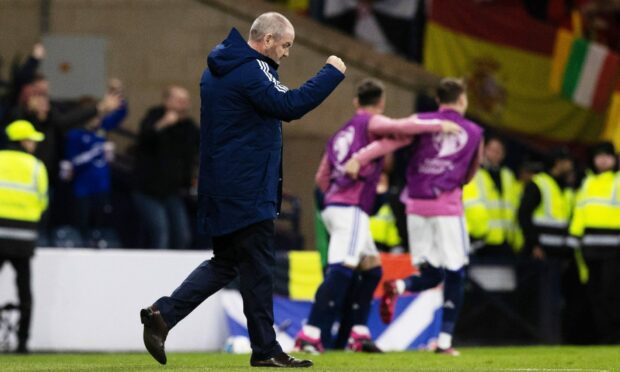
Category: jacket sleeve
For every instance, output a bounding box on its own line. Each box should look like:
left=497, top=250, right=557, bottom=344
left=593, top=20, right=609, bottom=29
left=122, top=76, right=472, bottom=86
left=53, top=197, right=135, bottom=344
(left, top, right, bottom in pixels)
left=137, top=108, right=162, bottom=148
left=368, top=114, right=443, bottom=137
left=36, top=160, right=49, bottom=214
left=101, top=101, right=128, bottom=131
left=9, top=56, right=41, bottom=107
left=65, top=131, right=81, bottom=164
left=243, top=62, right=345, bottom=122
left=518, top=181, right=542, bottom=255
left=315, top=153, right=331, bottom=193
left=51, top=104, right=99, bottom=130
left=353, top=137, right=413, bottom=166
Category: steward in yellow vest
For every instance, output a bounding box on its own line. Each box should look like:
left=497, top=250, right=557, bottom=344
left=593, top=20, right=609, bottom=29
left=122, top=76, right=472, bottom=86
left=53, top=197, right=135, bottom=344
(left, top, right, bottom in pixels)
left=518, top=148, right=589, bottom=343
left=369, top=203, right=402, bottom=250
left=0, top=120, right=48, bottom=353
left=464, top=136, right=518, bottom=256
left=518, top=149, right=575, bottom=259
left=568, top=142, right=620, bottom=343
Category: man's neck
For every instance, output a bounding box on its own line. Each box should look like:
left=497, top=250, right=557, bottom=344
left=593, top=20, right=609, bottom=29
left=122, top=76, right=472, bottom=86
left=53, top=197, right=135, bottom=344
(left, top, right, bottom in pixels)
left=439, top=104, right=464, bottom=115
left=248, top=41, right=262, bottom=54
left=358, top=106, right=382, bottom=115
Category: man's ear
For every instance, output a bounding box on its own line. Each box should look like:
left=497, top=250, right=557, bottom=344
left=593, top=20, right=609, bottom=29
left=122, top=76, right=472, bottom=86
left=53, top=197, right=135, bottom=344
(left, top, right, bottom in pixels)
left=264, top=33, right=274, bottom=47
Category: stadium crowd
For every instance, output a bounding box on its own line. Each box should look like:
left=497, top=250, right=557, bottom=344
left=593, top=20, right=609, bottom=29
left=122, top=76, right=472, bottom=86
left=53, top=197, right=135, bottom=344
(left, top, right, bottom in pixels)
left=0, top=43, right=200, bottom=250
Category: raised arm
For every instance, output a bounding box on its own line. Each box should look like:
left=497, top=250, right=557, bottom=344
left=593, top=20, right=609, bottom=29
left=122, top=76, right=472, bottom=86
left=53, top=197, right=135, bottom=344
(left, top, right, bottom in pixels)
left=244, top=58, right=345, bottom=122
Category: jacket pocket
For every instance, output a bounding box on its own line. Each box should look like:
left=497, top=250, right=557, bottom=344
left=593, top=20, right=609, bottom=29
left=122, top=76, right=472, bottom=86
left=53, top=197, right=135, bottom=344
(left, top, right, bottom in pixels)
left=259, top=149, right=281, bottom=203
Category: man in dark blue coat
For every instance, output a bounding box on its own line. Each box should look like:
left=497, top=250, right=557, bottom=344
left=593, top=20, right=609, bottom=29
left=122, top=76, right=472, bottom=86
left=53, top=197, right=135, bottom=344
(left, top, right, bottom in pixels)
left=140, top=12, right=346, bottom=367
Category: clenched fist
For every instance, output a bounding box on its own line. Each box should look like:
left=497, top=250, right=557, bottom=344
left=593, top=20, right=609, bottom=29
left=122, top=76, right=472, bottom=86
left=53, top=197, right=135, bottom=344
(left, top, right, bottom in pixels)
left=326, top=55, right=346, bottom=74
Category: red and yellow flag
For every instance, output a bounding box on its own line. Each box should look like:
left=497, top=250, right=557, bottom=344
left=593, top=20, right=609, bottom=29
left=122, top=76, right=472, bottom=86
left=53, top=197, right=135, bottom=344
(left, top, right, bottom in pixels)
left=424, top=0, right=605, bottom=143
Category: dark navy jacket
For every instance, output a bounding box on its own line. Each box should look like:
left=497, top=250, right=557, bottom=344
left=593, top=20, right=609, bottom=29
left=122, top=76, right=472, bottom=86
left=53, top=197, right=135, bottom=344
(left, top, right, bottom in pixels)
left=199, top=28, right=344, bottom=236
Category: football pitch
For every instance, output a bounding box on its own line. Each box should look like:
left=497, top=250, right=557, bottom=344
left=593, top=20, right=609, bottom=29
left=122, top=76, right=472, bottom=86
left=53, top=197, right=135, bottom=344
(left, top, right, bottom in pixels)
left=1, top=346, right=619, bottom=371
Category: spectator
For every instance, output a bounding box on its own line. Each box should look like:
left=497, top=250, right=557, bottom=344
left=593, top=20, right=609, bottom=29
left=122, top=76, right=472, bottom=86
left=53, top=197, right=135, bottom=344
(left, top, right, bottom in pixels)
left=133, top=86, right=199, bottom=249
left=11, top=74, right=121, bottom=185
left=518, top=148, right=584, bottom=342
left=518, top=148, right=575, bottom=260
left=0, top=43, right=45, bottom=145
left=64, top=79, right=128, bottom=242
left=10, top=74, right=121, bottom=238
left=463, top=135, right=519, bottom=257
left=511, top=159, right=544, bottom=252
left=0, top=120, right=48, bottom=354
left=569, top=142, right=620, bottom=343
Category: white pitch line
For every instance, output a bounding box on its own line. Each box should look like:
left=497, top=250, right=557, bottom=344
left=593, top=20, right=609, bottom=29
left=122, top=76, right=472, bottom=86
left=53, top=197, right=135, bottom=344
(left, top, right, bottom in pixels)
left=502, top=369, right=610, bottom=372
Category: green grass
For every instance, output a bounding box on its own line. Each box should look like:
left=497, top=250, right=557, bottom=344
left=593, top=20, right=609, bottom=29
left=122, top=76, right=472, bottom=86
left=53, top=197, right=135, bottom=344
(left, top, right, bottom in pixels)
left=1, top=346, right=618, bottom=371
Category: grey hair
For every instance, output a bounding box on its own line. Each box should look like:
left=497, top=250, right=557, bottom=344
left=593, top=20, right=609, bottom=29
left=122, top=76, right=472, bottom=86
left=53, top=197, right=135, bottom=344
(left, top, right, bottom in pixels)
left=249, top=12, right=293, bottom=41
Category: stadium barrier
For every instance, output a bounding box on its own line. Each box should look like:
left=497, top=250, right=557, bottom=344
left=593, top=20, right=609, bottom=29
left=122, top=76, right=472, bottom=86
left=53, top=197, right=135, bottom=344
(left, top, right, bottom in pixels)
left=0, top=248, right=227, bottom=352
left=0, top=249, right=446, bottom=352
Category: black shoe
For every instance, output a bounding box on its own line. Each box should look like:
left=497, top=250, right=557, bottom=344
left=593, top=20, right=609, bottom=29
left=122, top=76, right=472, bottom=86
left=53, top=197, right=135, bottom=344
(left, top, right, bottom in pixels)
left=250, top=352, right=313, bottom=368
left=15, top=343, right=29, bottom=354
left=140, top=305, right=169, bottom=365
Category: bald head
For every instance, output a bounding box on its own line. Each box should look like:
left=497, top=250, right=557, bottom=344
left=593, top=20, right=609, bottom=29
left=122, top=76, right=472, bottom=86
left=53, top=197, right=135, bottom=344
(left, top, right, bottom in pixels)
left=248, top=12, right=295, bottom=64
left=163, top=85, right=191, bottom=115
left=249, top=12, right=294, bottom=42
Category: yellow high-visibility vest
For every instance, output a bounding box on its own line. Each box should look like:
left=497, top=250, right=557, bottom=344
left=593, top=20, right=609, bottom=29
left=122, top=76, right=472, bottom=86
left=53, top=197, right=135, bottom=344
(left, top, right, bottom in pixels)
left=463, top=167, right=517, bottom=245
left=511, top=180, right=525, bottom=252
left=369, top=203, right=401, bottom=248
left=569, top=171, right=620, bottom=247
left=0, top=150, right=48, bottom=223
left=532, top=173, right=574, bottom=248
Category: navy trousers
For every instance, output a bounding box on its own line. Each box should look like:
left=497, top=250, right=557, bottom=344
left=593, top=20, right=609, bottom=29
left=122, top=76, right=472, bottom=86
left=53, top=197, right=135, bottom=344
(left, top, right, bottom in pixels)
left=155, top=219, right=282, bottom=359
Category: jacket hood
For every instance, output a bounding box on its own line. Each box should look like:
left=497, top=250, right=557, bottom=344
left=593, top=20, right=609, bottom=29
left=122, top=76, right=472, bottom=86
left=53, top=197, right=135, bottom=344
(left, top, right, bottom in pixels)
left=207, top=28, right=277, bottom=77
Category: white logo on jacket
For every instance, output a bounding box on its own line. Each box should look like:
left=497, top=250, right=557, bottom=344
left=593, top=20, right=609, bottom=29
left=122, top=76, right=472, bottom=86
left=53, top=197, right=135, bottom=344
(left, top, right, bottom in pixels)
left=333, top=126, right=355, bottom=163
left=432, top=129, right=468, bottom=158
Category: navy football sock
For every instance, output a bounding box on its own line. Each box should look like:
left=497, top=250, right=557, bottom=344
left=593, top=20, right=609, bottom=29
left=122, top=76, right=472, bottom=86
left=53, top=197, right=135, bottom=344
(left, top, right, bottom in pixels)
left=441, top=268, right=465, bottom=335
left=307, top=264, right=354, bottom=347
left=350, top=266, right=383, bottom=326
left=333, top=273, right=360, bottom=349
left=403, top=263, right=444, bottom=292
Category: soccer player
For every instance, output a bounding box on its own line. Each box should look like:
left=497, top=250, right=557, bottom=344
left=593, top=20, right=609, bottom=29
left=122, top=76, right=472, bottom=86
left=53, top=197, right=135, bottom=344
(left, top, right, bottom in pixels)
left=345, top=78, right=483, bottom=356
left=295, top=78, right=460, bottom=353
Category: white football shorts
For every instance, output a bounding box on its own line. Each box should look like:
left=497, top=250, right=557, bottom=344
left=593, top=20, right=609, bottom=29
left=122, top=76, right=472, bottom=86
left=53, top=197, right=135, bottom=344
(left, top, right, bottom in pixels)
left=407, top=214, right=470, bottom=271
left=321, top=205, right=379, bottom=267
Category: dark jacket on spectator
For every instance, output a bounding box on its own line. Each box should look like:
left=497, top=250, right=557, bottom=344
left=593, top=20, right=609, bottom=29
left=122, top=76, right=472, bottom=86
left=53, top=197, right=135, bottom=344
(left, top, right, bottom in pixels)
left=0, top=56, right=41, bottom=144
left=134, top=106, right=199, bottom=198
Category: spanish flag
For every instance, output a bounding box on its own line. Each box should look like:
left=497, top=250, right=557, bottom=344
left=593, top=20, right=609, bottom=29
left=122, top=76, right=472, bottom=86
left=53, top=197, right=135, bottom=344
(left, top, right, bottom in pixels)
left=424, top=0, right=605, bottom=143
